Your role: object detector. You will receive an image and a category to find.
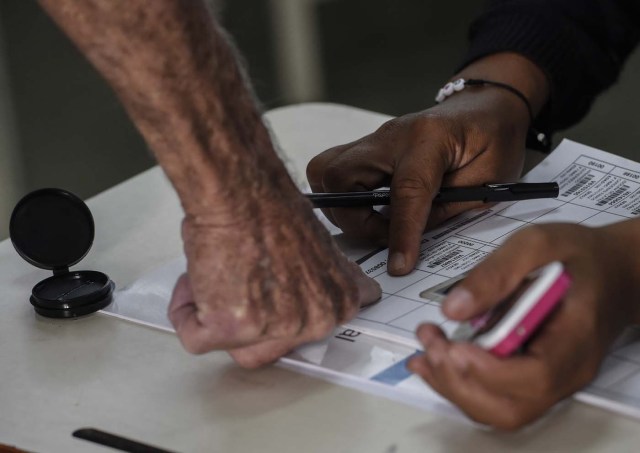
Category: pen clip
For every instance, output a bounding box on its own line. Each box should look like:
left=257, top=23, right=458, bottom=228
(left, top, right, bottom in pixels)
left=484, top=182, right=520, bottom=190
left=485, top=183, right=518, bottom=191
left=486, top=182, right=559, bottom=194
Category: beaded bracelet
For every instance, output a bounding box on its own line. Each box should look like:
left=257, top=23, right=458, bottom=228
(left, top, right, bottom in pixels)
left=435, top=78, right=550, bottom=150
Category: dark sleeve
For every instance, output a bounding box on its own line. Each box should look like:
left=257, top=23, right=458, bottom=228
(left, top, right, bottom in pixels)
left=462, top=0, right=640, bottom=135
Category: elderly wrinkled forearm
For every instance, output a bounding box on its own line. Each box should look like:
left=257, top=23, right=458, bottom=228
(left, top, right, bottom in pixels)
left=38, top=0, right=292, bottom=214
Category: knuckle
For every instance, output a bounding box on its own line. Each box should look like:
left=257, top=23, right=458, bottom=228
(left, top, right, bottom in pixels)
left=307, top=150, right=335, bottom=183
left=233, top=306, right=267, bottom=335
left=227, top=304, right=271, bottom=341
left=307, top=142, right=357, bottom=187
left=392, top=176, right=430, bottom=199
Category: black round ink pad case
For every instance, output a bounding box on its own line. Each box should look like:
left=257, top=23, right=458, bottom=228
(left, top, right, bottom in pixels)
left=10, top=188, right=115, bottom=318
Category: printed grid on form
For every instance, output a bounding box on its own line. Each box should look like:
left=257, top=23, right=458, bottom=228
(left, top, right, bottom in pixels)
left=348, top=141, right=640, bottom=348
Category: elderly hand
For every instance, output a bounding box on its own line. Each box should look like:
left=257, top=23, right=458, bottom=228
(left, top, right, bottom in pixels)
left=168, top=176, right=381, bottom=368
left=408, top=221, right=640, bottom=430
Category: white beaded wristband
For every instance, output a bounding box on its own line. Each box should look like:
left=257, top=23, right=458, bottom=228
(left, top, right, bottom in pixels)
left=435, top=78, right=466, bottom=103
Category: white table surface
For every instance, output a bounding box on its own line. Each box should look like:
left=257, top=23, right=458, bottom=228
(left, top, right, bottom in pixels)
left=2, top=103, right=640, bottom=452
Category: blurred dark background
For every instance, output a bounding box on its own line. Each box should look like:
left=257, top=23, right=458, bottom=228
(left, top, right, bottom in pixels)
left=0, top=0, right=639, bottom=238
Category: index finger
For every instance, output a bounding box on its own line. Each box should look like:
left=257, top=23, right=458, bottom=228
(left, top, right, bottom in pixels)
left=387, top=143, right=448, bottom=275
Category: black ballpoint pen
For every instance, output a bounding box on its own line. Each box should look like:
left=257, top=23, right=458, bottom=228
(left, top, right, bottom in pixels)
left=306, top=182, right=559, bottom=209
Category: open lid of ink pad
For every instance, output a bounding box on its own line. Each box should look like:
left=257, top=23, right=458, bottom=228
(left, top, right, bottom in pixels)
left=10, top=188, right=114, bottom=318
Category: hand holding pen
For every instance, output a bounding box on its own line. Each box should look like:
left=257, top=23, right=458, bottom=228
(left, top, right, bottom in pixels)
left=306, top=88, right=542, bottom=276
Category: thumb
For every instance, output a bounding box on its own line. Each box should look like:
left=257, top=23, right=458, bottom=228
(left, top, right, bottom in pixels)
left=168, top=273, right=196, bottom=330
left=350, top=261, right=382, bottom=308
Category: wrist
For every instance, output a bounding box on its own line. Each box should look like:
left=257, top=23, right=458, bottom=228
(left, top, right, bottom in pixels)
left=454, top=52, right=550, bottom=117
left=182, top=165, right=317, bottom=252
left=180, top=156, right=300, bottom=219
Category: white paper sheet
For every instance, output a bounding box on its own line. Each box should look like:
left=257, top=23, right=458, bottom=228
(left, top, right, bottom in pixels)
left=103, top=139, right=640, bottom=422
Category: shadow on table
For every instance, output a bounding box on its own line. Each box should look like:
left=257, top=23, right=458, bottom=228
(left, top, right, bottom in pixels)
left=185, top=361, right=336, bottom=418
left=404, top=401, right=623, bottom=452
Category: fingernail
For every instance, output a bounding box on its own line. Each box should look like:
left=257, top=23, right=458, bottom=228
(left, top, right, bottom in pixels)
left=443, top=287, right=474, bottom=318
left=416, top=323, right=434, bottom=346
left=388, top=252, right=406, bottom=273
left=449, top=348, right=469, bottom=373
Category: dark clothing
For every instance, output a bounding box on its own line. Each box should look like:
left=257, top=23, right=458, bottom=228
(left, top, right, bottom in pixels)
left=463, top=0, right=640, bottom=138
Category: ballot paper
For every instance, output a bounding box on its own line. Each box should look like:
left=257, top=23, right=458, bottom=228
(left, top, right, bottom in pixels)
left=105, top=139, right=640, bottom=422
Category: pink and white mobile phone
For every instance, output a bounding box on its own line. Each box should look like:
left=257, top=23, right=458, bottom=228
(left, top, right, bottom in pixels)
left=425, top=261, right=572, bottom=357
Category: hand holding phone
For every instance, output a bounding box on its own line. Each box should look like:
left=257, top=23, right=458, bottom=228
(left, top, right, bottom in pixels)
left=422, top=261, right=571, bottom=357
